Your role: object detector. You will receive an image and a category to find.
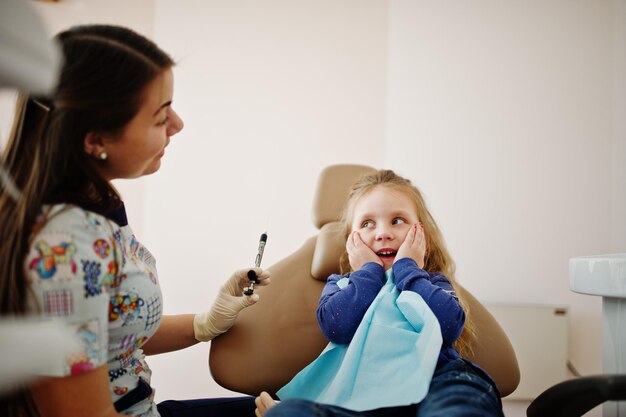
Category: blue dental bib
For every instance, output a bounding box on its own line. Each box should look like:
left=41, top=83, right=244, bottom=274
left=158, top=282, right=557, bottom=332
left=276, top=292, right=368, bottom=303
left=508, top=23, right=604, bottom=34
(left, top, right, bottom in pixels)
left=277, top=268, right=442, bottom=411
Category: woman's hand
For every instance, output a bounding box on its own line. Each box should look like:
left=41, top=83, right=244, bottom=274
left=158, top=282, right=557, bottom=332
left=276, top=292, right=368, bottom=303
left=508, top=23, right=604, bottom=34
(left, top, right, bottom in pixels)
left=346, top=231, right=382, bottom=271
left=193, top=267, right=271, bottom=342
left=255, top=391, right=277, bottom=417
left=395, top=223, right=426, bottom=268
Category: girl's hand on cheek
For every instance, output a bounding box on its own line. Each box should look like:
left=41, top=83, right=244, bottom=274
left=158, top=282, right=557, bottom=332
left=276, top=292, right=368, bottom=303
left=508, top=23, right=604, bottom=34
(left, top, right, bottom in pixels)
left=346, top=231, right=382, bottom=271
left=395, top=224, right=426, bottom=268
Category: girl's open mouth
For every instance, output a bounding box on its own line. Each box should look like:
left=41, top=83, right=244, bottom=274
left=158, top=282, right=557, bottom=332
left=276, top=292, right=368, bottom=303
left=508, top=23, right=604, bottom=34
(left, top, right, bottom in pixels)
left=376, top=249, right=397, bottom=260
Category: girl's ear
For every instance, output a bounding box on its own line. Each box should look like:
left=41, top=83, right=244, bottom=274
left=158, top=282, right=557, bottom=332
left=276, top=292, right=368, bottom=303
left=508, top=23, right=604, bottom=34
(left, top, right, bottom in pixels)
left=83, top=132, right=104, bottom=158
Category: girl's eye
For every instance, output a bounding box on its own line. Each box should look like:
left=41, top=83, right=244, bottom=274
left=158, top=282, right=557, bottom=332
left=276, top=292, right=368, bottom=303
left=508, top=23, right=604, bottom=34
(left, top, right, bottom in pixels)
left=392, top=218, right=406, bottom=225
left=361, top=220, right=374, bottom=229
left=156, top=117, right=168, bottom=126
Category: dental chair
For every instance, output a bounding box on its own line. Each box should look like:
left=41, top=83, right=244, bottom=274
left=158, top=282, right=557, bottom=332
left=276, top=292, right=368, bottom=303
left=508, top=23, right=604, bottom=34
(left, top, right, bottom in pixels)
left=209, top=163, right=521, bottom=399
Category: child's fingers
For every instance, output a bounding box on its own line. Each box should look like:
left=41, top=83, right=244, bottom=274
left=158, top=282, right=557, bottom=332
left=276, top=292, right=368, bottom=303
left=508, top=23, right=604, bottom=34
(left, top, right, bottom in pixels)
left=345, top=231, right=356, bottom=251
left=415, top=226, right=426, bottom=247
left=399, top=226, right=412, bottom=250
left=350, top=231, right=365, bottom=250
left=410, top=224, right=426, bottom=258
left=419, top=223, right=428, bottom=246
left=346, top=231, right=364, bottom=259
left=415, top=224, right=424, bottom=240
left=403, top=223, right=415, bottom=243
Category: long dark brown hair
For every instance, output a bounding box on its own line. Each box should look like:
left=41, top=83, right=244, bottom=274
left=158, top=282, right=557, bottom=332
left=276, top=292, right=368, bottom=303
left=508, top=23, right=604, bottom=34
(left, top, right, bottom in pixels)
left=338, top=169, right=476, bottom=357
left=0, top=24, right=174, bottom=416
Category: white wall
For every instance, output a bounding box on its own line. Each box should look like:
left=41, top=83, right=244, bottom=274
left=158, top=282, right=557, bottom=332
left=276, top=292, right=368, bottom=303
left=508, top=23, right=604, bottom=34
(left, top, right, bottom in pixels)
left=613, top=0, right=626, bottom=252
left=3, top=2, right=625, bottom=417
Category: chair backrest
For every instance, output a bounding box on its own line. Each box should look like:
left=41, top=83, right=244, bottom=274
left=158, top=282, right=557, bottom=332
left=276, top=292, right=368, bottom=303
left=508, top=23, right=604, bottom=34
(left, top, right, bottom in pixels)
left=209, top=164, right=520, bottom=397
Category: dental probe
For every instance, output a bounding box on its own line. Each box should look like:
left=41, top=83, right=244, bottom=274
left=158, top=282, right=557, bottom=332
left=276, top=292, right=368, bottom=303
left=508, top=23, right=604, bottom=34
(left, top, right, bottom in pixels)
left=244, top=232, right=267, bottom=296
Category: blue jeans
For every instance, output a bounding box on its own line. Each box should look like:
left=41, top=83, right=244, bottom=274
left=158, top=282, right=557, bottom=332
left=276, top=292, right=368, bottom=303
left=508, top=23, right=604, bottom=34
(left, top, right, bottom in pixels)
left=157, top=396, right=256, bottom=417
left=265, top=359, right=504, bottom=417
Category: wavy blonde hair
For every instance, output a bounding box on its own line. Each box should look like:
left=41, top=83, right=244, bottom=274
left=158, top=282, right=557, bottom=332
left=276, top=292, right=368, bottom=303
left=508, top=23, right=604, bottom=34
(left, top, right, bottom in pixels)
left=338, top=169, right=476, bottom=358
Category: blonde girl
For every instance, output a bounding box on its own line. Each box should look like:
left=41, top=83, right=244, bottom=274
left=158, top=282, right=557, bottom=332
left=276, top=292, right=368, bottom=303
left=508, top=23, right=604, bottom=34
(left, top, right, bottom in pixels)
left=338, top=168, right=475, bottom=357
left=257, top=169, right=503, bottom=417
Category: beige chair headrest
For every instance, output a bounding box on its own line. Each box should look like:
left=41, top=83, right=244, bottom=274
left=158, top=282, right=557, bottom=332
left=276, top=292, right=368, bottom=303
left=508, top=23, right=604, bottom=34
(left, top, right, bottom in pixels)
left=311, top=164, right=378, bottom=229
left=311, top=222, right=344, bottom=280
left=310, top=164, right=377, bottom=280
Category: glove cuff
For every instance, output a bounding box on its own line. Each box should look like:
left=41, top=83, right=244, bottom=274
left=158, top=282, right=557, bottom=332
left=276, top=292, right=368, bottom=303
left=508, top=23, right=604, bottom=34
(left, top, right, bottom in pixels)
left=193, top=311, right=222, bottom=342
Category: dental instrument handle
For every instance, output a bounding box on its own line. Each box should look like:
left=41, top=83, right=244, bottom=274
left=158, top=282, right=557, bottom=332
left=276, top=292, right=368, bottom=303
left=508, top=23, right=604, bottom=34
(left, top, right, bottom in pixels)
left=244, top=232, right=268, bottom=295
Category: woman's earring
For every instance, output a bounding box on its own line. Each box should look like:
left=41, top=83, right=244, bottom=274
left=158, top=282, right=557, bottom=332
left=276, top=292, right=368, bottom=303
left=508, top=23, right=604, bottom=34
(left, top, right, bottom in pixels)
left=99, top=151, right=108, bottom=160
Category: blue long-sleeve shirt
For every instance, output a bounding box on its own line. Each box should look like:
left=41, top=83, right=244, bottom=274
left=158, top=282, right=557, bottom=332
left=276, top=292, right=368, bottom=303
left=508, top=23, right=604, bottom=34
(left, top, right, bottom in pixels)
left=316, top=257, right=465, bottom=367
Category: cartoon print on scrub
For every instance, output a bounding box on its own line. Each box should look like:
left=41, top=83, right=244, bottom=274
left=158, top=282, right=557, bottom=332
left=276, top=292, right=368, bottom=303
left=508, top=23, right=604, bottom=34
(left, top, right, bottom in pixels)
left=42, top=289, right=74, bottom=316
left=129, top=236, right=139, bottom=259
left=109, top=291, right=145, bottom=325
left=116, top=338, right=149, bottom=370
left=144, top=295, right=162, bottom=331
left=109, top=367, right=128, bottom=382
left=93, top=238, right=111, bottom=258
left=130, top=235, right=158, bottom=285
left=102, top=260, right=127, bottom=289
left=29, top=239, right=77, bottom=280
left=115, top=333, right=147, bottom=352
left=108, top=367, right=131, bottom=399
left=128, top=357, right=146, bottom=376
left=109, top=355, right=148, bottom=401
left=103, top=230, right=124, bottom=290
left=84, top=211, right=103, bottom=228
left=22, top=204, right=166, bottom=413
left=68, top=321, right=100, bottom=375
left=113, top=386, right=129, bottom=396
left=146, top=270, right=157, bottom=286
left=113, top=229, right=126, bottom=267
left=96, top=236, right=126, bottom=289
left=82, top=259, right=103, bottom=297
left=118, top=333, right=141, bottom=351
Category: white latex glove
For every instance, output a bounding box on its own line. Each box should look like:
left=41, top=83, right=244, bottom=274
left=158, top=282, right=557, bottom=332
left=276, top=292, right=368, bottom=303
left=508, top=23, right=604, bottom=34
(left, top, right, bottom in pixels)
left=193, top=267, right=270, bottom=342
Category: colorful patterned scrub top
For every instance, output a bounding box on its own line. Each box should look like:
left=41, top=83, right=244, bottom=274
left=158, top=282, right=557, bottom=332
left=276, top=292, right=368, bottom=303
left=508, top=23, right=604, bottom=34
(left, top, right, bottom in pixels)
left=25, top=203, right=163, bottom=417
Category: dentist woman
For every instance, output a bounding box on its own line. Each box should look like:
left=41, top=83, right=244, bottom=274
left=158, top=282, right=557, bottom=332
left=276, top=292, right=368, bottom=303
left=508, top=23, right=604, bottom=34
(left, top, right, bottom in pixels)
left=0, top=24, right=269, bottom=417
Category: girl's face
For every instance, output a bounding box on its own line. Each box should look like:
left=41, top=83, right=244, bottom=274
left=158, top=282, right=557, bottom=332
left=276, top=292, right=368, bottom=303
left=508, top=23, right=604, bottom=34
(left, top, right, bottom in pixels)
left=97, top=68, right=184, bottom=180
left=350, top=186, right=419, bottom=270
